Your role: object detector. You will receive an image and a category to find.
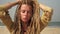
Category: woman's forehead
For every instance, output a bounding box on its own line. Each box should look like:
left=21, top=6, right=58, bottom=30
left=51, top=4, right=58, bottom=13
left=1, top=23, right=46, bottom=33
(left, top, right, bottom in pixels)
left=20, top=4, right=33, bottom=10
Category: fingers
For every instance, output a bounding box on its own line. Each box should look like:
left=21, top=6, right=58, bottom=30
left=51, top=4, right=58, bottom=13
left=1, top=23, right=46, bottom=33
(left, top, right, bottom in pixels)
left=16, top=0, right=22, bottom=1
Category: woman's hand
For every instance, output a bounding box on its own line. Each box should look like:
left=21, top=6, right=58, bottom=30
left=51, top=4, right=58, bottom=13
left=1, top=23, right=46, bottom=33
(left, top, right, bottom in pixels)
left=3, top=1, right=20, bottom=10
left=40, top=3, right=53, bottom=12
left=16, top=0, right=21, bottom=1
left=5, top=0, right=22, bottom=9
left=16, top=0, right=22, bottom=4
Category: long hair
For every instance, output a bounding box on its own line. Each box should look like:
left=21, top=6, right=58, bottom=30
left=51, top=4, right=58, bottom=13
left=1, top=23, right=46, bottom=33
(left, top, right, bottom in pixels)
left=14, top=0, right=40, bottom=34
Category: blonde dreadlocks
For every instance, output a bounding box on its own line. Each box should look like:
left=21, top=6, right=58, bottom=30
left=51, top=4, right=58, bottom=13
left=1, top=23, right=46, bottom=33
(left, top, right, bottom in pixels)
left=14, top=0, right=41, bottom=34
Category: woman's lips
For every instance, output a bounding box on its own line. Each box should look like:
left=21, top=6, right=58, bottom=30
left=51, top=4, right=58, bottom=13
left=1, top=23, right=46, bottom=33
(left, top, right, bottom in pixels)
left=23, top=18, right=28, bottom=20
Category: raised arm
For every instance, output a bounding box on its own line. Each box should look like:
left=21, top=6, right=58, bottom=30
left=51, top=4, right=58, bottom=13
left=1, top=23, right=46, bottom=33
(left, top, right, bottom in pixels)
left=0, top=1, right=21, bottom=32
left=40, top=3, right=53, bottom=32
left=2, top=1, right=20, bottom=10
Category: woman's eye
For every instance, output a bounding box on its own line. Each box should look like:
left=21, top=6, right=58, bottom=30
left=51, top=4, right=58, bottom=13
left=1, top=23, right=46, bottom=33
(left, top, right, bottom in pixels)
left=21, top=10, right=25, bottom=13
left=28, top=11, right=31, bottom=14
left=28, top=11, right=32, bottom=14
left=20, top=10, right=32, bottom=14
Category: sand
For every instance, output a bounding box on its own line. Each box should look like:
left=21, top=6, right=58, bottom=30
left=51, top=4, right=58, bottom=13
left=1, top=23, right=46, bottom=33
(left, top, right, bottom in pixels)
left=41, top=26, right=60, bottom=34
left=0, top=26, right=60, bottom=34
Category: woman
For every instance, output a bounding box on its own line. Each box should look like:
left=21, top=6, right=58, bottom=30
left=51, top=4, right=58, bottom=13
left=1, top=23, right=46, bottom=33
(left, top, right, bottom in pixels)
left=0, top=0, right=53, bottom=34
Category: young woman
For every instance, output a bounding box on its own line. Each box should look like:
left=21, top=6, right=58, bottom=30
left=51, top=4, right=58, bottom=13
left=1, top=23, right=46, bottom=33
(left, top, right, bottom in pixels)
left=0, top=0, right=53, bottom=34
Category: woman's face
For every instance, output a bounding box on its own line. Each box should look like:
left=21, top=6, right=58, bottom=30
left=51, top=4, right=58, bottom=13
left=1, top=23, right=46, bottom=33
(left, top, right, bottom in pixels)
left=19, top=4, right=33, bottom=23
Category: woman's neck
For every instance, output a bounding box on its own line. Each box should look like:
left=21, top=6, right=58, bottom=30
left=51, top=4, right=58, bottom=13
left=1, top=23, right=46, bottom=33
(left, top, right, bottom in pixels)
left=22, top=22, right=28, bottom=26
left=21, top=22, right=28, bottom=32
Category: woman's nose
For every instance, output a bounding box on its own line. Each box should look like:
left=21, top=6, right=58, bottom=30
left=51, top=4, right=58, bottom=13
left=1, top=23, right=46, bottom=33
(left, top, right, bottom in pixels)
left=24, top=11, right=28, bottom=16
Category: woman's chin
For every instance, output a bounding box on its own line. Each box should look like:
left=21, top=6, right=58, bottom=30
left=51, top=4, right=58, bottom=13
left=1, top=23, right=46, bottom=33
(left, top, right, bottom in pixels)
left=22, top=20, right=28, bottom=23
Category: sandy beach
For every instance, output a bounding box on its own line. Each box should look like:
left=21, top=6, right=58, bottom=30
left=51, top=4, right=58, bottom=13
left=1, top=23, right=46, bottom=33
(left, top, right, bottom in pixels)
left=41, top=26, right=60, bottom=34
left=0, top=26, right=60, bottom=34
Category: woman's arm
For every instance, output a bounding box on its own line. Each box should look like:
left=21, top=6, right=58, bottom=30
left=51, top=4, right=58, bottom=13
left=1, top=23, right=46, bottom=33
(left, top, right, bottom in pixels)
left=0, top=1, right=21, bottom=32
left=40, top=3, right=53, bottom=32
left=2, top=1, right=19, bottom=10
left=0, top=1, right=20, bottom=17
left=0, top=12, right=14, bottom=32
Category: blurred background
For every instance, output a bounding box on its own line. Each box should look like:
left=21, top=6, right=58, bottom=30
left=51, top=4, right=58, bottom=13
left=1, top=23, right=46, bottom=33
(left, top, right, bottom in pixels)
left=0, top=0, right=60, bottom=34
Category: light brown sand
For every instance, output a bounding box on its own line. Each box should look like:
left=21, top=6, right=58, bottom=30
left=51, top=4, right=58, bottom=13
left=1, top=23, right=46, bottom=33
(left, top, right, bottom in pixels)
left=41, top=26, right=60, bottom=34
left=0, top=26, right=60, bottom=34
left=0, top=26, right=10, bottom=34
